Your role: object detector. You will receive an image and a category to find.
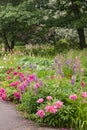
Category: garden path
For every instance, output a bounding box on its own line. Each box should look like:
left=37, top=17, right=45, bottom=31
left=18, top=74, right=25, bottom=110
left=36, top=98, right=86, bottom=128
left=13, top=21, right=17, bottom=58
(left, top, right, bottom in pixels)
left=0, top=100, right=59, bottom=130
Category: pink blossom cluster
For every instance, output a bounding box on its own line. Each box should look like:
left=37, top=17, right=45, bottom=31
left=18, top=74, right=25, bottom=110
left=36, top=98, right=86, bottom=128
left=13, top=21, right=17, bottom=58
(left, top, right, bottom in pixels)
left=46, top=96, right=53, bottom=100
left=34, top=83, right=40, bottom=89
left=81, top=82, right=85, bottom=88
left=37, top=98, right=44, bottom=103
left=36, top=99, right=63, bottom=118
left=6, top=66, right=42, bottom=101
left=28, top=74, right=35, bottom=82
left=10, top=81, right=20, bottom=87
left=6, top=68, right=14, bottom=74
left=37, top=96, right=53, bottom=104
left=14, top=92, right=21, bottom=100
left=7, top=76, right=11, bottom=80
left=45, top=105, right=57, bottom=113
left=55, top=100, right=63, bottom=108
left=69, top=94, right=77, bottom=100
left=13, top=71, right=18, bottom=75
left=36, top=110, right=45, bottom=118
left=0, top=88, right=7, bottom=100
left=81, top=92, right=87, bottom=98
left=69, top=92, right=87, bottom=101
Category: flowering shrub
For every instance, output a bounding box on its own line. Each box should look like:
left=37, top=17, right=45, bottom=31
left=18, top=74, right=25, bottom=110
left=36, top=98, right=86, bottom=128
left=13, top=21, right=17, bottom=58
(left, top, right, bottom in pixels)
left=1, top=53, right=87, bottom=129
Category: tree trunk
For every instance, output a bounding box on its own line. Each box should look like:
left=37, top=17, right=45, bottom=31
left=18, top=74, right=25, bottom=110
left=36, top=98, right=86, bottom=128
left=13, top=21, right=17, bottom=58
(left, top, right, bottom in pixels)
left=3, top=33, right=11, bottom=52
left=71, top=0, right=86, bottom=49
left=77, top=28, right=86, bottom=49
left=10, top=39, right=15, bottom=53
left=11, top=40, right=15, bottom=49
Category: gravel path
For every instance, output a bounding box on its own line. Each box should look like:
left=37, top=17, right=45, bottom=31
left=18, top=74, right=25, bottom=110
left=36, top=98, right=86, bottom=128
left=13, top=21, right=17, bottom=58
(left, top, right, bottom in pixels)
left=0, top=100, right=60, bottom=130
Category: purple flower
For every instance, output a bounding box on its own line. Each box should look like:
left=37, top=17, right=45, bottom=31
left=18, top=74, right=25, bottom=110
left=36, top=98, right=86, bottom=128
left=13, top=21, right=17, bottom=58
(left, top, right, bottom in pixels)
left=73, top=64, right=77, bottom=69
left=71, top=76, right=76, bottom=85
left=54, top=57, right=58, bottom=63
left=30, top=64, right=33, bottom=69
left=52, top=65, right=55, bottom=70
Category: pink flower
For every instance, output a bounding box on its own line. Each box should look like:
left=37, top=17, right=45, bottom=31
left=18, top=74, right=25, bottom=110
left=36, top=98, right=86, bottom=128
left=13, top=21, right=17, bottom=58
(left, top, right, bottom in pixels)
left=81, top=82, right=85, bottom=88
left=19, top=72, right=24, bottom=77
left=7, top=76, right=11, bottom=80
left=6, top=70, right=10, bottom=74
left=2, top=94, right=6, bottom=100
left=51, top=75, right=54, bottom=79
left=13, top=71, right=18, bottom=75
left=34, top=83, right=40, bottom=89
left=46, top=96, right=53, bottom=100
left=45, top=105, right=57, bottom=113
left=10, top=81, right=20, bottom=87
left=28, top=74, right=36, bottom=82
left=14, top=92, right=21, bottom=100
left=0, top=88, right=7, bottom=100
left=82, top=92, right=87, bottom=98
left=55, top=100, right=63, bottom=109
left=37, top=98, right=44, bottom=103
left=69, top=94, right=77, bottom=100
left=36, top=110, right=45, bottom=118
left=0, top=88, right=6, bottom=93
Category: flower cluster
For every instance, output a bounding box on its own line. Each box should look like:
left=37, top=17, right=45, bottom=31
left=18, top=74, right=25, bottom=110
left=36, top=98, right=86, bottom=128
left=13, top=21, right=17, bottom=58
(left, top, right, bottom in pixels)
left=14, top=92, right=21, bottom=100
left=0, top=88, right=7, bottom=100
left=36, top=96, right=63, bottom=118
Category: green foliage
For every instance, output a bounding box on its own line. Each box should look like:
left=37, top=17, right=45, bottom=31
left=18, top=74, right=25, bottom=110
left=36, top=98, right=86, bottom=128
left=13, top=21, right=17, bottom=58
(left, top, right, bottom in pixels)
left=55, top=39, right=69, bottom=53
left=1, top=50, right=87, bottom=129
left=0, top=0, right=86, bottom=50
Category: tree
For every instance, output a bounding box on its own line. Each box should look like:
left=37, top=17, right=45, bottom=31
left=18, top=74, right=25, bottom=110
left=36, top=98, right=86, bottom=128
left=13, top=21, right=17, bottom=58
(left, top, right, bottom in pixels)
left=0, top=0, right=44, bottom=51
left=0, top=0, right=87, bottom=51
left=43, top=0, right=87, bottom=49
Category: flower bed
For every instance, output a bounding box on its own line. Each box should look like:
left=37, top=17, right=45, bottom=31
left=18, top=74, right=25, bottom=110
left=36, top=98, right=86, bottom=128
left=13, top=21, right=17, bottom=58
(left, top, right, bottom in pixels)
left=0, top=53, right=87, bottom=130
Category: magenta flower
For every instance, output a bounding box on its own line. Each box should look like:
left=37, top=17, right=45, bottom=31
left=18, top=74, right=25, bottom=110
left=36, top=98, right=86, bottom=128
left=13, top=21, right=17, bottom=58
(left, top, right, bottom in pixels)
left=82, top=92, right=87, bottom=98
left=19, top=85, right=25, bottom=93
left=69, top=94, right=77, bottom=100
left=13, top=71, right=18, bottom=75
left=37, top=98, right=44, bottom=103
left=46, top=96, right=53, bottom=100
left=2, top=94, right=7, bottom=100
left=45, top=105, right=57, bottom=113
left=0, top=88, right=7, bottom=100
left=55, top=100, right=63, bottom=109
left=19, top=72, right=24, bottom=77
left=0, top=88, right=6, bottom=94
left=36, top=110, right=45, bottom=118
left=14, top=92, right=21, bottom=100
left=10, top=81, right=20, bottom=87
left=81, top=82, right=85, bottom=88
left=34, top=83, right=40, bottom=89
left=29, top=74, right=35, bottom=82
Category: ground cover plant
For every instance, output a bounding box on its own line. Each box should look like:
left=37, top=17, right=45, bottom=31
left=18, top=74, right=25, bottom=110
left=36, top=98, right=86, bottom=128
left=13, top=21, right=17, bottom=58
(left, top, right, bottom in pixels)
left=0, top=50, right=87, bottom=130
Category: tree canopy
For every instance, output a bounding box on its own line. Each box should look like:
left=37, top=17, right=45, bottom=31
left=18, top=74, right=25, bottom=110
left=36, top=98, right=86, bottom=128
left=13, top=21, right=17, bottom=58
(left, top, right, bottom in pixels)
left=0, top=0, right=87, bottom=51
